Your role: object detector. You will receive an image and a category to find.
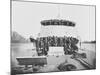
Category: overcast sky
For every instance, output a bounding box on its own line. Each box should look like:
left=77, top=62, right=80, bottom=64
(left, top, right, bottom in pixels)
left=12, top=1, right=95, bottom=41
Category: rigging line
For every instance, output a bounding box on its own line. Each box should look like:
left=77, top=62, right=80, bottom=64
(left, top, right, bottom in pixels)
left=57, top=5, right=61, bottom=19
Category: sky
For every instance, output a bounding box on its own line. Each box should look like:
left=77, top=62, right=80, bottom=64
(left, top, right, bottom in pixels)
left=12, top=1, right=95, bottom=41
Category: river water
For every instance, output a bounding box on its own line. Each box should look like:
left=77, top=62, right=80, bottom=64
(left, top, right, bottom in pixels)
left=11, top=43, right=36, bottom=67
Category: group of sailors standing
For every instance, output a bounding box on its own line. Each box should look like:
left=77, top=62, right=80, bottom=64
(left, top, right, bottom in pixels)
left=33, top=36, right=79, bottom=56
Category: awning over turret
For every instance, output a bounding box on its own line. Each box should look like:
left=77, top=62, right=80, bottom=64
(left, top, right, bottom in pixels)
left=41, top=19, right=75, bottom=27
